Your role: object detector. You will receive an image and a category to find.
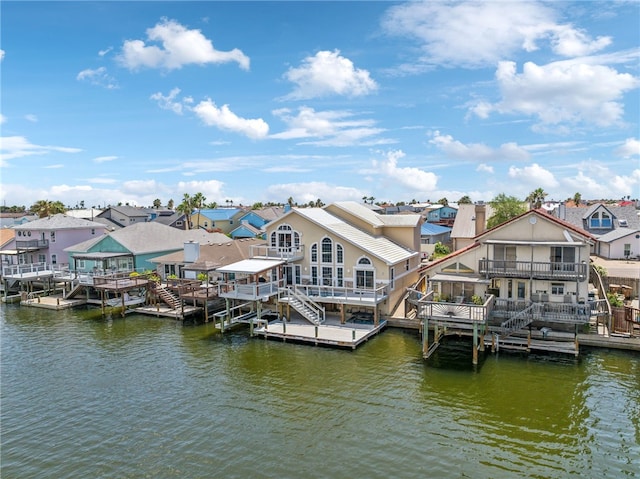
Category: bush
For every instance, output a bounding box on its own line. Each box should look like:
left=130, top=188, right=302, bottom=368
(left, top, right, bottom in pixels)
left=607, top=292, right=623, bottom=307
left=471, top=294, right=484, bottom=305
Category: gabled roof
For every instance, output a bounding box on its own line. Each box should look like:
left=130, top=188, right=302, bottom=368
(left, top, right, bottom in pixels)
left=99, top=205, right=151, bottom=218
left=152, top=212, right=186, bottom=226
left=0, top=228, right=16, bottom=248
left=231, top=222, right=261, bottom=237
left=476, top=209, right=595, bottom=243
left=293, top=208, right=417, bottom=265
left=198, top=208, right=243, bottom=221
left=66, top=222, right=231, bottom=254
left=331, top=201, right=421, bottom=227
left=13, top=213, right=107, bottom=231
left=250, top=206, right=285, bottom=221
left=597, top=228, right=640, bottom=243
left=559, top=203, right=640, bottom=235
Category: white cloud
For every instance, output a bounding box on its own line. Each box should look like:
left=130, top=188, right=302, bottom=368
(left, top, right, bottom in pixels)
left=369, top=150, right=439, bottom=193
left=477, top=163, right=494, bottom=174
left=176, top=179, right=226, bottom=201
left=118, top=18, right=249, bottom=71
left=561, top=162, right=640, bottom=199
left=98, top=47, right=113, bottom=57
left=0, top=136, right=82, bottom=162
left=25, top=114, right=38, bottom=123
left=77, top=66, right=118, bottom=89
left=0, top=49, right=4, bottom=61
left=283, top=50, right=378, bottom=99
left=508, top=163, right=559, bottom=188
left=271, top=107, right=386, bottom=146
left=0, top=114, right=6, bottom=124
left=615, top=138, right=640, bottom=158
left=150, top=88, right=190, bottom=115
left=192, top=99, right=269, bottom=139
left=93, top=156, right=118, bottom=163
left=382, top=1, right=611, bottom=69
left=429, top=131, right=530, bottom=162
left=266, top=181, right=364, bottom=205
left=473, top=60, right=638, bottom=128
left=44, top=164, right=64, bottom=169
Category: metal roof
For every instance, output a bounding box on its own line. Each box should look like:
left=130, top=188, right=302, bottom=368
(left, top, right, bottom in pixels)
left=216, top=258, right=285, bottom=274
left=295, top=208, right=417, bottom=265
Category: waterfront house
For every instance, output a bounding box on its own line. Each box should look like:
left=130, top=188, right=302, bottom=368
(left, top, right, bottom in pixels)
left=65, top=222, right=230, bottom=282
left=411, top=209, right=597, bottom=362
left=1, top=214, right=107, bottom=297
left=149, top=238, right=266, bottom=280
left=248, top=201, right=422, bottom=323
left=553, top=202, right=640, bottom=260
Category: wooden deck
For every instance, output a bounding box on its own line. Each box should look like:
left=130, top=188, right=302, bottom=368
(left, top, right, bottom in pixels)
left=254, top=319, right=386, bottom=349
left=21, top=295, right=87, bottom=310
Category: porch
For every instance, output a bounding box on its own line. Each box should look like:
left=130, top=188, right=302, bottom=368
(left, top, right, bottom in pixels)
left=479, top=259, right=588, bottom=281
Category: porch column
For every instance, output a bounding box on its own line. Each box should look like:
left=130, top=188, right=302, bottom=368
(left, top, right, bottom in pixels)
left=422, top=316, right=429, bottom=357
left=472, top=321, right=478, bottom=365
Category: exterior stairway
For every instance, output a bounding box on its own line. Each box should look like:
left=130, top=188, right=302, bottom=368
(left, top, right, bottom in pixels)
left=64, top=281, right=84, bottom=299
left=155, top=285, right=182, bottom=310
left=284, top=288, right=325, bottom=325
left=499, top=304, right=539, bottom=337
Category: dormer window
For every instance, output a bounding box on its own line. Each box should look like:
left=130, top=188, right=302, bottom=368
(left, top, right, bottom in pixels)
left=589, top=211, right=612, bottom=229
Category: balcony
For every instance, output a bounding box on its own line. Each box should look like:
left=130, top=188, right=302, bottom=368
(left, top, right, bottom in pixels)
left=16, top=239, right=49, bottom=250
left=217, top=278, right=284, bottom=301
left=249, top=244, right=304, bottom=262
left=479, top=259, right=588, bottom=281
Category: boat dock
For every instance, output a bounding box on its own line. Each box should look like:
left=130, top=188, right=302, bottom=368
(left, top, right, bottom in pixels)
left=255, top=319, right=386, bottom=349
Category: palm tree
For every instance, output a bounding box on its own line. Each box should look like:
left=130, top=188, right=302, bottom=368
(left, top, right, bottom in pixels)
left=526, top=188, right=547, bottom=209
left=167, top=199, right=174, bottom=209
left=458, top=195, right=472, bottom=204
left=192, top=192, right=206, bottom=229
left=153, top=198, right=162, bottom=209
left=573, top=192, right=582, bottom=206
left=30, top=200, right=66, bottom=218
left=176, top=193, right=194, bottom=229
left=437, top=197, right=449, bottom=206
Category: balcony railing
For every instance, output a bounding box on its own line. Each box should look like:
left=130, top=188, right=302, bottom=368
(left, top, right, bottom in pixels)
left=249, top=244, right=305, bottom=261
left=479, top=259, right=588, bottom=281
left=217, top=278, right=284, bottom=300
left=293, top=283, right=389, bottom=305
left=16, top=239, right=49, bottom=250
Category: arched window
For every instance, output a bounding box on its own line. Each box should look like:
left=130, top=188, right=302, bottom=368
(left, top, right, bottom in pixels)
left=311, top=243, right=318, bottom=263
left=272, top=224, right=300, bottom=251
left=336, top=244, right=344, bottom=264
left=321, top=237, right=332, bottom=263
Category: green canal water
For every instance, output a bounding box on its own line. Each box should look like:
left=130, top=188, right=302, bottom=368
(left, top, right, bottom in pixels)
left=1, top=304, right=639, bottom=479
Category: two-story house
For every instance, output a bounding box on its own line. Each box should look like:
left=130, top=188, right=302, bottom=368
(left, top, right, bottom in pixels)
left=412, top=209, right=596, bottom=362
left=554, top=203, right=640, bottom=260
left=250, top=201, right=423, bottom=323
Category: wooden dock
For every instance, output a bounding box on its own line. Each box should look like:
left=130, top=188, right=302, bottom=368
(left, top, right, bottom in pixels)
left=254, top=320, right=386, bottom=349
left=20, top=295, right=87, bottom=310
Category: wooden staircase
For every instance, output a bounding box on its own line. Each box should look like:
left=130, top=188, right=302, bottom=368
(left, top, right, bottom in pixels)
left=283, top=288, right=325, bottom=325
left=155, top=285, right=182, bottom=310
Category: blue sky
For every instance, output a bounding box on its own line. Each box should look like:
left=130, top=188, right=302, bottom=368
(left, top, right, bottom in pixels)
left=1, top=1, right=639, bottom=209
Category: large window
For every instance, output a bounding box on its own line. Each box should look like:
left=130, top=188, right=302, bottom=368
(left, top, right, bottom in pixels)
left=355, top=257, right=374, bottom=289
left=321, top=238, right=332, bottom=263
